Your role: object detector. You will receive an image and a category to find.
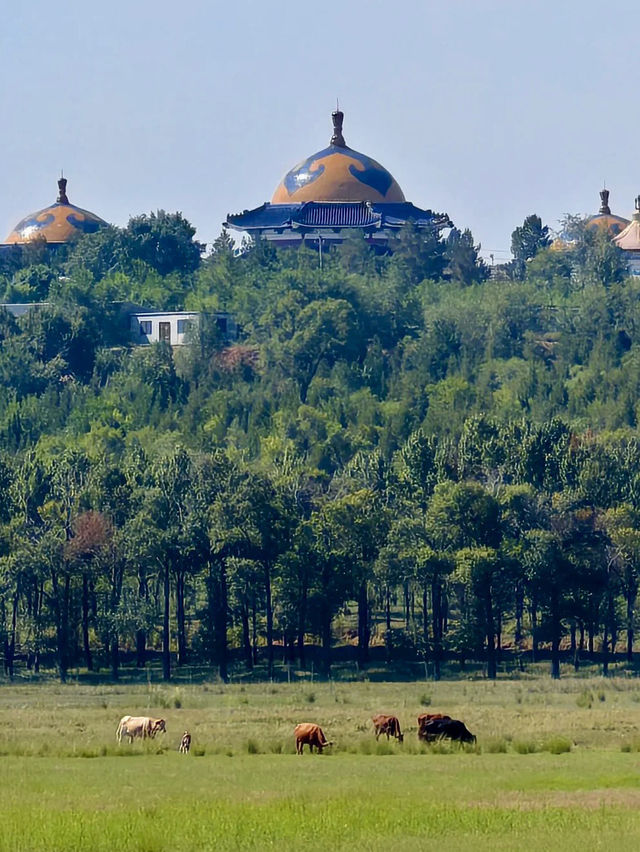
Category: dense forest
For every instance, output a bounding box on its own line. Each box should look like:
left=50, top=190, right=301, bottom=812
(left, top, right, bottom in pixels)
left=1, top=210, right=640, bottom=682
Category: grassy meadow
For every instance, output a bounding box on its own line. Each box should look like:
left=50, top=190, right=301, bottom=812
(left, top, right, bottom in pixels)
left=3, top=674, right=640, bottom=850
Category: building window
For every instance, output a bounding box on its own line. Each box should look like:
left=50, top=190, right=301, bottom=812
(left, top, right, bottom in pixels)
left=140, top=320, right=152, bottom=335
left=177, top=319, right=192, bottom=335
left=216, top=316, right=228, bottom=334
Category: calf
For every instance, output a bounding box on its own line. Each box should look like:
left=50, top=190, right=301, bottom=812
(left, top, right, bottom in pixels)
left=179, top=731, right=191, bottom=754
left=294, top=723, right=333, bottom=755
left=372, top=714, right=404, bottom=743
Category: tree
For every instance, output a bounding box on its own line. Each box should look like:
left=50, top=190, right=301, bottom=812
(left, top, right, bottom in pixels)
left=278, top=299, right=359, bottom=403
left=510, top=215, right=551, bottom=278
left=523, top=529, right=572, bottom=678
left=455, top=547, right=504, bottom=679
left=444, top=228, right=489, bottom=286
left=601, top=506, right=640, bottom=662
left=389, top=222, right=448, bottom=284
left=125, top=211, right=204, bottom=276
left=426, top=481, right=502, bottom=552
left=321, top=489, right=389, bottom=665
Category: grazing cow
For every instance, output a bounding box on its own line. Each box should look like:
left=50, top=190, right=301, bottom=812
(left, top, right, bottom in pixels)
left=116, top=715, right=167, bottom=744
left=179, top=731, right=191, bottom=754
left=421, top=717, right=476, bottom=744
left=417, top=713, right=451, bottom=741
left=294, top=723, right=333, bottom=755
left=372, top=714, right=404, bottom=743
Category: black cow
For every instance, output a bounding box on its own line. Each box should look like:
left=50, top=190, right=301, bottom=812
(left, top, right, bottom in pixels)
left=421, top=717, right=476, bottom=744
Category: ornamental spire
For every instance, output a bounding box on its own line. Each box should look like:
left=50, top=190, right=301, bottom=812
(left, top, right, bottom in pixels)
left=331, top=104, right=346, bottom=147
left=599, top=187, right=611, bottom=215
left=57, top=172, right=69, bottom=204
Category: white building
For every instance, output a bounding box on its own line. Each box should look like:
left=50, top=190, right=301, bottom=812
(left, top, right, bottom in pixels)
left=129, top=310, right=236, bottom=345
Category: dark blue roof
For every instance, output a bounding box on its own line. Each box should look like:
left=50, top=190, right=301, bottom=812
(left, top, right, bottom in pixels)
left=227, top=202, right=450, bottom=232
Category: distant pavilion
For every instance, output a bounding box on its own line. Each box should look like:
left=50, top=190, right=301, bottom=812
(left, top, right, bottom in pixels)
left=226, top=109, right=451, bottom=251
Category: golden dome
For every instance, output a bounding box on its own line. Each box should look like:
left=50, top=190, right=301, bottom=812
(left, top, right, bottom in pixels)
left=5, top=177, right=107, bottom=244
left=586, top=189, right=629, bottom=237
left=271, top=110, right=406, bottom=205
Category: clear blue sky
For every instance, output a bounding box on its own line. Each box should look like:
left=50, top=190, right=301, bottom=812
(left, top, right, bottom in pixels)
left=2, top=0, right=639, bottom=261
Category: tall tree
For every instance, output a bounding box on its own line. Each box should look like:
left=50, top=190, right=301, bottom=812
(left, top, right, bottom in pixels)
left=510, top=214, right=551, bottom=278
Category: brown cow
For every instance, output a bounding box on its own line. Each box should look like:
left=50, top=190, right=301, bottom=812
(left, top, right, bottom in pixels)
left=179, top=731, right=191, bottom=754
left=116, top=715, right=166, bottom=744
left=372, top=714, right=404, bottom=743
left=294, top=723, right=333, bottom=755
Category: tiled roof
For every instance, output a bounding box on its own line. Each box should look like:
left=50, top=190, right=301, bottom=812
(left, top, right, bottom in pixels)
left=227, top=202, right=451, bottom=232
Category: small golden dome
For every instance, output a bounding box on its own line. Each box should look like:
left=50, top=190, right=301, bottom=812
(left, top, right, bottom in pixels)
left=5, top=176, right=107, bottom=244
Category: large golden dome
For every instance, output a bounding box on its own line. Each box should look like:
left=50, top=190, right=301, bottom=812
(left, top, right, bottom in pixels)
left=5, top=177, right=107, bottom=244
left=271, top=110, right=406, bottom=205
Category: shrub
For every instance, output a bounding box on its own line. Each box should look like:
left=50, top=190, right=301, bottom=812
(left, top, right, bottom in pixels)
left=484, top=737, right=508, bottom=754
left=305, top=691, right=316, bottom=704
left=419, top=692, right=432, bottom=707
left=576, top=690, right=593, bottom=709
left=246, top=738, right=260, bottom=754
left=513, top=740, right=539, bottom=754
left=358, top=739, right=373, bottom=755
left=543, top=736, right=572, bottom=754
left=597, top=690, right=606, bottom=702
left=192, top=746, right=206, bottom=757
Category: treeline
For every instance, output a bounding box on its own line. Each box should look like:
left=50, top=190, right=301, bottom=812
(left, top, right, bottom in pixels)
left=1, top=209, right=640, bottom=680
left=2, top=421, right=640, bottom=682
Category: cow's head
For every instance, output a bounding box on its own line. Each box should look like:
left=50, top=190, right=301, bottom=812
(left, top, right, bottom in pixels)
left=397, top=732, right=404, bottom=743
left=153, top=718, right=167, bottom=735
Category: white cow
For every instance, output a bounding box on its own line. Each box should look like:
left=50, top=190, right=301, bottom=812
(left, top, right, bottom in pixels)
left=116, top=715, right=166, bottom=743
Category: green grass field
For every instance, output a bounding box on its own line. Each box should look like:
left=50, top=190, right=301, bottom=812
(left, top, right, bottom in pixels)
left=3, top=675, right=640, bottom=851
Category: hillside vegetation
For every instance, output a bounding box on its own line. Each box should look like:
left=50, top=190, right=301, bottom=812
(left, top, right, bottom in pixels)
left=1, top=213, right=640, bottom=681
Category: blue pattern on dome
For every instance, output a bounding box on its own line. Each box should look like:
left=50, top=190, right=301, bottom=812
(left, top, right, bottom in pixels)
left=348, top=158, right=392, bottom=197
left=283, top=145, right=393, bottom=198
left=283, top=151, right=328, bottom=195
left=13, top=212, right=55, bottom=233
left=66, top=212, right=103, bottom=233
